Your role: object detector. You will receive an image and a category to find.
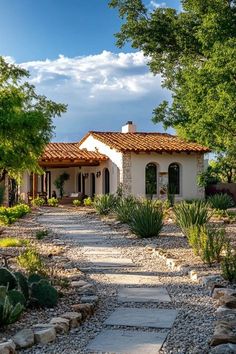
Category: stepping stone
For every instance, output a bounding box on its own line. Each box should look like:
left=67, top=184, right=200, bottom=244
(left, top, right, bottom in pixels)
left=84, top=247, right=121, bottom=255
left=104, top=274, right=160, bottom=285
left=87, top=329, right=168, bottom=354
left=118, top=287, right=171, bottom=303
left=105, top=308, right=178, bottom=329
left=89, top=257, right=135, bottom=268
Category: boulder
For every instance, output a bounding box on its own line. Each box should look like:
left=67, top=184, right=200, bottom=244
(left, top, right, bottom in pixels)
left=0, top=340, right=16, bottom=354
left=216, top=306, right=236, bottom=318
left=202, top=275, right=224, bottom=289
left=33, top=325, right=56, bottom=344
left=60, top=312, right=82, bottom=328
left=219, top=295, right=236, bottom=309
left=72, top=303, right=94, bottom=318
left=77, top=284, right=96, bottom=295
left=71, top=280, right=88, bottom=288
left=49, top=317, right=70, bottom=334
left=210, top=343, right=236, bottom=353
left=211, top=334, right=236, bottom=346
left=213, top=288, right=236, bottom=300
left=12, top=329, right=34, bottom=349
left=80, top=295, right=98, bottom=304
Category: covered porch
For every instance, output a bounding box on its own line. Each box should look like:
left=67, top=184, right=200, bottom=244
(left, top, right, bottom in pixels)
left=20, top=143, right=110, bottom=202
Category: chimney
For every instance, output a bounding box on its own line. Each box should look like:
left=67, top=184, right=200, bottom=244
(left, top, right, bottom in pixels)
left=122, top=121, right=137, bottom=133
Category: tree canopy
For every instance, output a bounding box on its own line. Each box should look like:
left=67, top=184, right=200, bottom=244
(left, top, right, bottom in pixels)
left=109, top=0, right=236, bottom=151
left=0, top=57, right=67, bottom=181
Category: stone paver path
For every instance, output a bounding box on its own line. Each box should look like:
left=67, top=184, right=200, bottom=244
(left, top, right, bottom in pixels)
left=37, top=210, right=179, bottom=354
left=87, top=329, right=169, bottom=354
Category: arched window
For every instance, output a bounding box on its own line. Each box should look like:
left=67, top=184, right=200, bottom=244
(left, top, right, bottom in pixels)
left=145, top=163, right=157, bottom=195
left=168, top=163, right=180, bottom=194
left=104, top=168, right=110, bottom=194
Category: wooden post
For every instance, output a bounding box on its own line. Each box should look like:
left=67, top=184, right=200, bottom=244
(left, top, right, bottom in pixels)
left=3, top=173, right=9, bottom=207
left=32, top=173, right=38, bottom=199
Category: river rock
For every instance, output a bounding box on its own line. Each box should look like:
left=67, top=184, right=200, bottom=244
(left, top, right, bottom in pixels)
left=60, top=312, right=82, bottom=328
left=12, top=329, right=34, bottom=349
left=0, top=340, right=16, bottom=354
left=72, top=303, right=94, bottom=318
left=49, top=317, right=70, bottom=334
left=34, top=326, right=56, bottom=344
left=219, top=295, right=236, bottom=309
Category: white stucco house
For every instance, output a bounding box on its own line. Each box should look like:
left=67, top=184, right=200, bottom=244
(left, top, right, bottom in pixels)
left=20, top=121, right=209, bottom=201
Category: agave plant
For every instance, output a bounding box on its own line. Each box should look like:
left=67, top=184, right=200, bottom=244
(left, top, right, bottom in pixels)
left=208, top=193, right=234, bottom=211
left=93, top=194, right=117, bottom=215
left=115, top=196, right=138, bottom=223
left=130, top=200, right=163, bottom=238
left=174, top=200, right=210, bottom=236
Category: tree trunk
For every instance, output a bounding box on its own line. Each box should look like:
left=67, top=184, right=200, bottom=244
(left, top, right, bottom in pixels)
left=3, top=172, right=9, bottom=207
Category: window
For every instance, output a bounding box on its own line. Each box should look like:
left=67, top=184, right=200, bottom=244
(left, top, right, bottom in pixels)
left=104, top=168, right=110, bottom=194
left=145, top=163, right=157, bottom=195
left=168, top=163, right=180, bottom=194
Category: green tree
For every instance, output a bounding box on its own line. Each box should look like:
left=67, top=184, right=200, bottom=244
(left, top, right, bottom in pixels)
left=109, top=0, right=236, bottom=151
left=0, top=57, right=67, bottom=203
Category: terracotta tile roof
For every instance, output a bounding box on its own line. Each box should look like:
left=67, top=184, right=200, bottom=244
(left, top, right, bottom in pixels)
left=79, top=132, right=210, bottom=153
left=40, top=143, right=107, bottom=162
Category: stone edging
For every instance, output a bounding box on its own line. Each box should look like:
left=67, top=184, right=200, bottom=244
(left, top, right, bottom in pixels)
left=145, top=244, right=236, bottom=354
left=0, top=283, right=98, bottom=354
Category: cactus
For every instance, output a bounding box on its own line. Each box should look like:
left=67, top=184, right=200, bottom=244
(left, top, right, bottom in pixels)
left=0, top=286, right=23, bottom=326
left=14, top=272, right=29, bottom=300
left=31, top=279, right=58, bottom=308
left=8, top=290, right=26, bottom=307
left=0, top=268, right=17, bottom=290
left=28, top=273, right=44, bottom=284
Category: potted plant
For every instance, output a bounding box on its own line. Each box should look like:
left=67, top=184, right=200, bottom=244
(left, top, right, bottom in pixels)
left=54, top=172, right=70, bottom=199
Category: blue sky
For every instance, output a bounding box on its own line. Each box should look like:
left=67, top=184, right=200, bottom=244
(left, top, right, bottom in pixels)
left=0, top=0, right=180, bottom=141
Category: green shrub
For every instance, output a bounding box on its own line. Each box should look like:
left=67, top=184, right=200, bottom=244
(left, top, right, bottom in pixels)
left=73, top=199, right=81, bottom=207
left=0, top=268, right=17, bottom=290
left=221, top=245, right=236, bottom=282
left=0, top=286, right=24, bottom=326
left=35, top=230, right=48, bottom=240
left=31, top=279, right=58, bottom=308
left=115, top=196, right=138, bottom=223
left=208, top=193, right=234, bottom=210
left=174, top=200, right=210, bottom=236
left=83, top=197, right=92, bottom=206
left=47, top=197, right=58, bottom=207
left=187, top=225, right=227, bottom=265
left=8, top=289, right=26, bottom=307
left=17, top=248, right=45, bottom=274
left=0, top=238, right=28, bottom=248
left=0, top=204, right=30, bottom=225
left=32, top=197, right=45, bottom=207
left=14, top=272, right=29, bottom=300
left=94, top=194, right=117, bottom=215
left=130, top=200, right=163, bottom=238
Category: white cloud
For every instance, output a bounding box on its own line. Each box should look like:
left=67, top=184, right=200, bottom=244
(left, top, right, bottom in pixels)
left=17, top=51, right=171, bottom=141
left=149, top=1, right=167, bottom=9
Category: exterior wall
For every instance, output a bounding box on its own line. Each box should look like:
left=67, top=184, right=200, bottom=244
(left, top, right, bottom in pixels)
left=122, top=152, right=132, bottom=196
left=79, top=135, right=123, bottom=194
left=130, top=152, right=205, bottom=200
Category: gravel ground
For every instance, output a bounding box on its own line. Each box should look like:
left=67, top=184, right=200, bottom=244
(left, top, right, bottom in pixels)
left=0, top=207, right=218, bottom=353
